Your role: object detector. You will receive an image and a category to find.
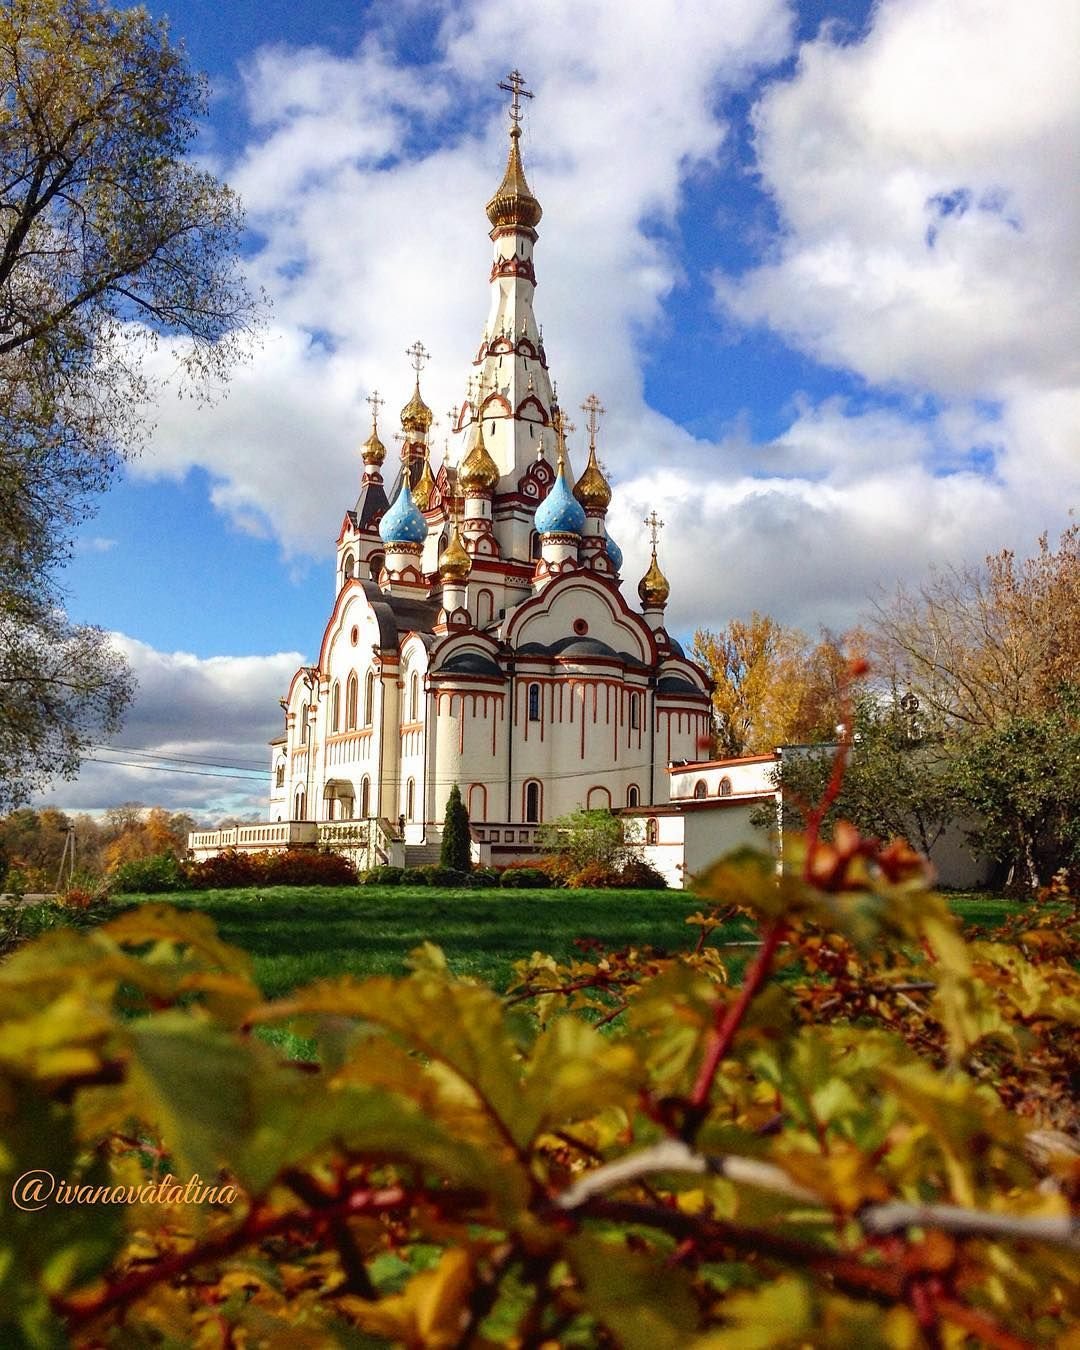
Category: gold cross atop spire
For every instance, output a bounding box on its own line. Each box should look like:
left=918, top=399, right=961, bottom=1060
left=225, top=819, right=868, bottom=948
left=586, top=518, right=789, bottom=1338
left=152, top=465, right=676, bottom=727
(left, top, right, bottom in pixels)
left=581, top=393, right=605, bottom=451
left=366, top=389, right=384, bottom=427
left=498, top=69, right=534, bottom=126
left=644, top=510, right=665, bottom=553
left=405, top=340, right=430, bottom=375
left=552, top=407, right=574, bottom=471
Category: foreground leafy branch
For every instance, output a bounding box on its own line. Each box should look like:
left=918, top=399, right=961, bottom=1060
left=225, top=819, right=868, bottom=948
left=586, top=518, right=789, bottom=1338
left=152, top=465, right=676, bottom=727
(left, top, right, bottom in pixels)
left=0, top=797, right=1077, bottom=1345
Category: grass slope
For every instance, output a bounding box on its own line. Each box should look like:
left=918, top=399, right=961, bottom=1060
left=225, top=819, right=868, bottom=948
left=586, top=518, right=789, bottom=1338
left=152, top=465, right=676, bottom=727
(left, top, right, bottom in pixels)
left=143, top=885, right=744, bottom=998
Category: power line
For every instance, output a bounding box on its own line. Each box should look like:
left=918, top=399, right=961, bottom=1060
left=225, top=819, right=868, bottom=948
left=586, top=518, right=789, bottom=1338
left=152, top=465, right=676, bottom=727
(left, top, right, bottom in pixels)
left=91, top=744, right=269, bottom=772
left=85, top=757, right=267, bottom=783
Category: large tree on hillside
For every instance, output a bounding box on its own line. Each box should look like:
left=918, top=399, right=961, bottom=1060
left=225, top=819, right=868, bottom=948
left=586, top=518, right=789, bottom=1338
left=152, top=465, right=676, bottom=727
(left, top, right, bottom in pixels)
left=691, top=615, right=853, bottom=757
left=0, top=0, right=258, bottom=808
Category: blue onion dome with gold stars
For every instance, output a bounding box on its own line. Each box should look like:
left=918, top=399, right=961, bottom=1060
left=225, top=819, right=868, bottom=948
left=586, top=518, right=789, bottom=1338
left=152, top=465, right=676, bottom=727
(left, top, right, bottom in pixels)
left=379, top=484, right=427, bottom=544
left=535, top=466, right=586, bottom=535
left=605, top=531, right=623, bottom=571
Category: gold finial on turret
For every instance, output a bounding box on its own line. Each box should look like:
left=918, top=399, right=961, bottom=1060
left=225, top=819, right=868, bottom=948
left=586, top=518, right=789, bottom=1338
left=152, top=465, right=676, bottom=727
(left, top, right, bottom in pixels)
left=362, top=389, right=387, bottom=466
left=400, top=342, right=433, bottom=435
left=573, top=393, right=611, bottom=511
left=638, top=511, right=670, bottom=607
left=486, top=70, right=542, bottom=231
left=459, top=419, right=500, bottom=492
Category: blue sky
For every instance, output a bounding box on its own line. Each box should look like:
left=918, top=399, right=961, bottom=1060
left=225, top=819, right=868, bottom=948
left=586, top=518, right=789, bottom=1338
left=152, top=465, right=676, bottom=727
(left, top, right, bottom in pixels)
left=43, top=0, right=1080, bottom=816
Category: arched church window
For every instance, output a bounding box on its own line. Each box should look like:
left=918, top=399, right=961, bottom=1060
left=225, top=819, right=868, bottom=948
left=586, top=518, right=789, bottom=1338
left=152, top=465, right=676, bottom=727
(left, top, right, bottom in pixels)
left=627, top=784, right=640, bottom=808
left=477, top=589, right=494, bottom=626
left=524, top=780, right=542, bottom=824
left=645, top=817, right=658, bottom=845
left=275, top=764, right=285, bottom=789
left=719, top=776, right=733, bottom=797
left=587, top=786, right=611, bottom=810
left=369, top=550, right=384, bottom=578
left=364, top=670, right=375, bottom=726
left=295, top=789, right=306, bottom=821
left=360, top=776, right=371, bottom=818
left=343, top=554, right=355, bottom=583
left=629, top=693, right=640, bottom=730
left=527, top=682, right=541, bottom=722
left=468, top=783, right=487, bottom=822
left=529, top=530, right=541, bottom=560
left=346, top=674, right=358, bottom=730
left=331, top=682, right=341, bottom=733
left=300, top=703, right=309, bottom=745
left=406, top=777, right=416, bottom=821
left=410, top=672, right=421, bottom=722
left=693, top=780, right=708, bottom=800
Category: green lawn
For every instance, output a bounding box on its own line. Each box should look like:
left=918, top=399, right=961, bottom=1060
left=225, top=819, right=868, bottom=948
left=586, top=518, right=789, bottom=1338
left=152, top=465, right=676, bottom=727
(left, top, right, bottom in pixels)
left=123, top=885, right=748, bottom=998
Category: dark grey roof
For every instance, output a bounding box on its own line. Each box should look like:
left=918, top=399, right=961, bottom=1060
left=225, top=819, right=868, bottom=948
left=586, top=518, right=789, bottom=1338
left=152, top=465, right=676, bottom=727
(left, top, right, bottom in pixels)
left=439, top=652, right=504, bottom=678
left=517, top=635, right=649, bottom=669
left=358, top=579, right=439, bottom=648
left=353, top=481, right=390, bottom=530
left=657, top=675, right=702, bottom=695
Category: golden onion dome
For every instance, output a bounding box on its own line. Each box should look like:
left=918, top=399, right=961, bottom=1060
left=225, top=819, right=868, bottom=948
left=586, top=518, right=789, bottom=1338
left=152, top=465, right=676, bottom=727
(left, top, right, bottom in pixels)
left=459, top=422, right=500, bottom=492
left=486, top=127, right=542, bottom=232
left=438, top=526, right=472, bottom=583
left=362, top=424, right=386, bottom=467
left=572, top=445, right=612, bottom=512
left=400, top=380, right=433, bottom=435
left=638, top=551, right=670, bottom=608
left=413, top=456, right=436, bottom=510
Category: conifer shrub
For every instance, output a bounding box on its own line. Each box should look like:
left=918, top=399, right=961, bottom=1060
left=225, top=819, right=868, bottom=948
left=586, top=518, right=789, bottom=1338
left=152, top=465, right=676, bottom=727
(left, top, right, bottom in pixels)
left=439, top=784, right=472, bottom=873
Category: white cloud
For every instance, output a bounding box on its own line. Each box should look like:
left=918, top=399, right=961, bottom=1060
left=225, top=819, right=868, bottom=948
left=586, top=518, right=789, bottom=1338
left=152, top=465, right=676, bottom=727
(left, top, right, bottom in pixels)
left=126, top=0, right=1078, bottom=664
left=34, top=637, right=303, bottom=818
left=716, top=0, right=1080, bottom=398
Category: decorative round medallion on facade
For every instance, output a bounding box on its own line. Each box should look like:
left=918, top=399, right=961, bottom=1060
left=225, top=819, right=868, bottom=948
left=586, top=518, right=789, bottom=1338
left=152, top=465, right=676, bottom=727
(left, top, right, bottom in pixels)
left=573, top=618, right=589, bottom=636
left=350, top=626, right=359, bottom=646
left=379, top=484, right=428, bottom=545
left=534, top=468, right=586, bottom=535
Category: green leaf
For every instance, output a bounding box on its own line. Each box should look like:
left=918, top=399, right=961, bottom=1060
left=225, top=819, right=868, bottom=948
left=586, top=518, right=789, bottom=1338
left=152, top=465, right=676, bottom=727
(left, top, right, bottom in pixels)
left=693, top=1275, right=812, bottom=1347
left=566, top=1233, right=700, bottom=1350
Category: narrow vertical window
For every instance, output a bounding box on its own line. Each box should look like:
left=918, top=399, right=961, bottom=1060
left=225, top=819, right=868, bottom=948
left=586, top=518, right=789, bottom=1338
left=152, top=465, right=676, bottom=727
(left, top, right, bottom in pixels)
left=524, top=780, right=541, bottom=824
left=360, top=776, right=371, bottom=818
left=627, top=784, right=640, bottom=808
left=410, top=672, right=420, bottom=722
left=300, top=702, right=309, bottom=744
left=406, top=777, right=416, bottom=821
left=629, top=692, right=639, bottom=730
left=527, top=682, right=541, bottom=721
left=295, top=789, right=306, bottom=821
left=364, top=670, right=375, bottom=726
left=346, top=674, right=358, bottom=730
left=331, top=682, right=341, bottom=733
left=645, top=818, right=658, bottom=845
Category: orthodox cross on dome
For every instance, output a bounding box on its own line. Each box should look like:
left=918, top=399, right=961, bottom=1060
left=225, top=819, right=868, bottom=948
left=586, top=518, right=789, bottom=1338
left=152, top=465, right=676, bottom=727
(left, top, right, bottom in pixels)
left=405, top=340, right=430, bottom=374
left=644, top=510, right=665, bottom=553
left=366, top=389, right=384, bottom=428
left=581, top=393, right=605, bottom=451
left=552, top=407, right=574, bottom=470
left=498, top=69, right=534, bottom=126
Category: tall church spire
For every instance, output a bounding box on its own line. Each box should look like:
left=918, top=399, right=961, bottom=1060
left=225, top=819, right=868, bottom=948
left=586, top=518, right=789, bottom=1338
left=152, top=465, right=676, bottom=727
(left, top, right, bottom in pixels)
left=462, top=70, right=559, bottom=488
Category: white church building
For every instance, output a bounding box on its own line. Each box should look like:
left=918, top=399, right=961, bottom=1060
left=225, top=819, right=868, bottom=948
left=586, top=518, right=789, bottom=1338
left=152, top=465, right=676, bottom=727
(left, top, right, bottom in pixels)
left=190, top=74, right=770, bottom=880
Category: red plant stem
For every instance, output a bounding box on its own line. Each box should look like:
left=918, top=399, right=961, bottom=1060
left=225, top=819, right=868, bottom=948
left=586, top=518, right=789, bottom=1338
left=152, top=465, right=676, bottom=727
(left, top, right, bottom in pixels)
left=684, top=916, right=787, bottom=1132
left=803, top=727, right=853, bottom=868
left=579, top=1197, right=903, bottom=1304
left=57, top=1183, right=410, bottom=1329
left=935, top=1297, right=1036, bottom=1350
